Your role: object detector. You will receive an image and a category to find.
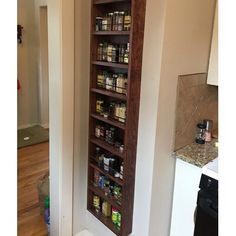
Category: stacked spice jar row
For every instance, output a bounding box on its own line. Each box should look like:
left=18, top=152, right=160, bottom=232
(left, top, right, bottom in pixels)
left=94, top=146, right=123, bottom=180
left=95, top=122, right=124, bottom=153
left=93, top=170, right=122, bottom=203
left=93, top=194, right=122, bottom=230
left=96, top=98, right=127, bottom=123
left=97, top=71, right=128, bottom=95
left=95, top=11, right=131, bottom=32
left=97, top=42, right=129, bottom=64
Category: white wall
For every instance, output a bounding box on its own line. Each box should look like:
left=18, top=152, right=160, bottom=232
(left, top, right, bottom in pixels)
left=73, top=0, right=216, bottom=236
left=17, top=0, right=39, bottom=128
left=149, top=0, right=216, bottom=235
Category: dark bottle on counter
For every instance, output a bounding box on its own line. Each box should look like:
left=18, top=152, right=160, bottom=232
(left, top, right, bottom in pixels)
left=195, top=122, right=206, bottom=144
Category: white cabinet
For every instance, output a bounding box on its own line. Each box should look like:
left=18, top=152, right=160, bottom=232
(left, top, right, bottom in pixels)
left=207, top=1, right=218, bottom=86
left=170, top=159, right=202, bottom=236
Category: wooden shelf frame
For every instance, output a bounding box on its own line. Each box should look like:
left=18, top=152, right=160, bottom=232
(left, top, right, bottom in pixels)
left=88, top=0, right=147, bottom=235
left=93, top=0, right=130, bottom=5
left=92, top=61, right=129, bottom=69
left=91, top=113, right=126, bottom=130
left=93, top=31, right=130, bottom=35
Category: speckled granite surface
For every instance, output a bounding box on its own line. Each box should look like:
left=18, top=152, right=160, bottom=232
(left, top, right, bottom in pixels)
left=174, top=139, right=218, bottom=167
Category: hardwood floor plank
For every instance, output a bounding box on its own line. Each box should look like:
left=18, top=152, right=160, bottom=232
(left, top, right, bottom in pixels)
left=18, top=142, right=49, bottom=236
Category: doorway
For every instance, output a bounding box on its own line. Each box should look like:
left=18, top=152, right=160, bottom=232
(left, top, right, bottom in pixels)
left=17, top=2, right=49, bottom=235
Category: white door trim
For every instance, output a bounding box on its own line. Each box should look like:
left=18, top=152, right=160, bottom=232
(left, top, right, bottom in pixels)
left=36, top=0, right=75, bottom=235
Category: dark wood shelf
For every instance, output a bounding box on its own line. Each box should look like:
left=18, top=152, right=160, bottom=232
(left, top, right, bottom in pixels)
left=94, top=0, right=130, bottom=4
left=91, top=113, right=126, bottom=130
left=88, top=208, right=121, bottom=235
left=93, top=31, right=130, bottom=36
left=88, top=0, right=146, bottom=234
left=90, top=162, right=123, bottom=186
left=92, top=61, right=129, bottom=69
left=90, top=137, right=125, bottom=159
left=91, top=88, right=127, bottom=101
left=89, top=184, right=122, bottom=211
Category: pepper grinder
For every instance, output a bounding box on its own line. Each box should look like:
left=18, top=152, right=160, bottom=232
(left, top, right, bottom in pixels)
left=195, top=122, right=206, bottom=144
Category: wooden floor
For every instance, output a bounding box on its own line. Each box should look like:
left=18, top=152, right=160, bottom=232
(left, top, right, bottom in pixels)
left=18, top=142, right=49, bottom=236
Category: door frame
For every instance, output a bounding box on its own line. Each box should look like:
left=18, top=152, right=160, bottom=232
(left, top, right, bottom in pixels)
left=35, top=0, right=74, bottom=235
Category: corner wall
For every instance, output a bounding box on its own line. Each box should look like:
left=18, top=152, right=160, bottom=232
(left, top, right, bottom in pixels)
left=17, top=0, right=39, bottom=128
left=149, top=0, right=216, bottom=235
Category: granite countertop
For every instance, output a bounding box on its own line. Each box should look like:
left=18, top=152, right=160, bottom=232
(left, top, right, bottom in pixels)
left=174, top=139, right=218, bottom=167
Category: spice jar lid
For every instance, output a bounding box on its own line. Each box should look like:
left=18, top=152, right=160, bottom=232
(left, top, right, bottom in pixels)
left=197, top=123, right=206, bottom=129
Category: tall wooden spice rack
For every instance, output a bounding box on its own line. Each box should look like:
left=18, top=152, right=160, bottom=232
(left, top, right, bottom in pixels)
left=87, top=0, right=146, bottom=235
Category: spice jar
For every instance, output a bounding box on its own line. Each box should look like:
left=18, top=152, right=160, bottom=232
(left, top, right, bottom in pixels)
left=112, top=74, right=118, bottom=91
left=95, top=125, right=101, bottom=138
left=97, top=71, right=105, bottom=88
left=195, top=122, right=206, bottom=144
left=95, top=17, right=103, bottom=31
left=112, top=11, right=119, bottom=31
left=124, top=12, right=131, bottom=31
left=102, top=15, right=108, bottom=31
left=94, top=170, right=100, bottom=187
left=97, top=43, right=103, bottom=61
left=96, top=99, right=104, bottom=114
left=116, top=74, right=125, bottom=94
left=112, top=207, right=119, bottom=224
left=102, top=43, right=108, bottom=61
left=105, top=74, right=113, bottom=90
left=117, top=12, right=125, bottom=31
left=118, top=44, right=125, bottom=63
left=103, top=156, right=110, bottom=172
left=124, top=43, right=129, bottom=64
left=112, top=45, right=118, bottom=62
left=102, top=201, right=111, bottom=217
left=203, top=119, right=213, bottom=142
left=118, top=103, right=126, bottom=123
left=93, top=195, right=100, bottom=213
left=109, top=102, right=115, bottom=118
left=107, top=13, right=113, bottom=31
left=107, top=44, right=113, bottom=62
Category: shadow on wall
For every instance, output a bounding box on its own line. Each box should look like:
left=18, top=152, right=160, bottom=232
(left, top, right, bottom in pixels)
left=174, top=73, right=218, bottom=150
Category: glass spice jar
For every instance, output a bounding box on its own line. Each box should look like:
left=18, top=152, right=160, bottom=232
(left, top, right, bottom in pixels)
left=107, top=13, right=113, bottom=31
left=97, top=71, right=105, bottom=88
left=109, top=102, right=115, bottom=118
left=93, top=195, right=100, bottom=213
left=95, top=17, right=103, bottom=31
left=124, top=12, right=131, bottom=31
left=117, top=12, right=125, bottom=31
left=112, top=74, right=118, bottom=91
left=112, top=45, right=118, bottom=63
left=118, top=44, right=125, bottom=63
left=123, top=75, right=128, bottom=94
left=102, top=15, right=108, bottom=31
left=112, top=11, right=119, bottom=31
left=102, top=43, right=108, bottom=61
left=124, top=43, right=129, bottom=64
left=118, top=103, right=126, bottom=123
left=97, top=43, right=103, bottom=61
left=107, top=44, right=113, bottom=62
left=105, top=74, right=113, bottom=90
left=116, top=74, right=125, bottom=94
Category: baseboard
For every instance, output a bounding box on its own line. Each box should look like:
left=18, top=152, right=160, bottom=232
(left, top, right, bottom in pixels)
left=17, top=123, right=40, bottom=130
left=18, top=123, right=49, bottom=130
left=41, top=123, right=49, bottom=129
left=74, top=229, right=93, bottom=236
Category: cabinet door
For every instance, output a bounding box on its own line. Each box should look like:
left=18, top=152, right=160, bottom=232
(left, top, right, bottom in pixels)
left=207, top=1, right=218, bottom=86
